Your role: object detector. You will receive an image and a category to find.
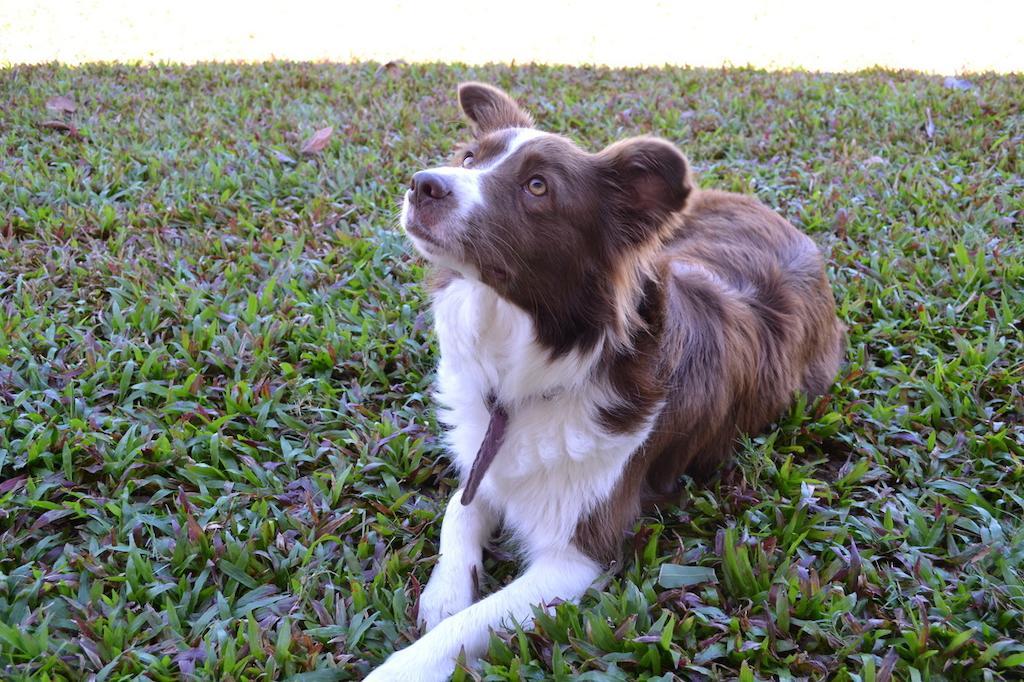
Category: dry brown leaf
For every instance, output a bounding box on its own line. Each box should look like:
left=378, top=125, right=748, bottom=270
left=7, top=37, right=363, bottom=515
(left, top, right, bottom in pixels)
left=40, top=120, right=73, bottom=132
left=46, top=95, right=77, bottom=113
left=301, top=126, right=333, bottom=155
left=39, top=120, right=84, bottom=140
left=833, top=208, right=849, bottom=239
left=377, top=59, right=406, bottom=78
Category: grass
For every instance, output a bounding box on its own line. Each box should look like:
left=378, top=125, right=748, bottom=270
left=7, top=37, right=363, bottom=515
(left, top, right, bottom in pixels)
left=0, top=61, right=1022, bottom=681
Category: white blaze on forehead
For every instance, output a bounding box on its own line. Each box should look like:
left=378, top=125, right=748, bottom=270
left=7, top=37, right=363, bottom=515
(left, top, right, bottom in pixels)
left=477, top=127, right=547, bottom=171
left=421, top=128, right=549, bottom=215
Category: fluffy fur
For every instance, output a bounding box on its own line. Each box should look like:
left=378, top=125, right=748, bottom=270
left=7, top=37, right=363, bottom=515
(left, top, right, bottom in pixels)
left=366, top=83, right=845, bottom=681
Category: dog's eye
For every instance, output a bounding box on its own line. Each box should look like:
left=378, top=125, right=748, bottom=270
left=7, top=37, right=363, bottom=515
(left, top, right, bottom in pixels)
left=526, top=176, right=547, bottom=196
left=462, top=152, right=475, bottom=168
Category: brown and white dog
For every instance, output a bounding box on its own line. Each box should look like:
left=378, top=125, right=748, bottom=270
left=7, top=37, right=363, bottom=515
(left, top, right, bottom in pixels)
left=367, top=83, right=845, bottom=680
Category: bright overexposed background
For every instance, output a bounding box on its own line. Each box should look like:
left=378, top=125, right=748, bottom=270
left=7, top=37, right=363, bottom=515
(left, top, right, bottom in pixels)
left=1, top=0, right=1022, bottom=72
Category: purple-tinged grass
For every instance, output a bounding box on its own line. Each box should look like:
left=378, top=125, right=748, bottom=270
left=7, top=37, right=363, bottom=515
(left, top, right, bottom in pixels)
left=1, top=62, right=1022, bottom=680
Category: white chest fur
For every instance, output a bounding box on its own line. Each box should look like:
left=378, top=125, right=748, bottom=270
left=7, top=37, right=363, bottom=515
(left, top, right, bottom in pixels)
left=431, top=278, right=654, bottom=558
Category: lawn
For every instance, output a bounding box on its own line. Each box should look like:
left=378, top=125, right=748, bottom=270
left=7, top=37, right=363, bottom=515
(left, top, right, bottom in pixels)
left=0, top=62, right=1022, bottom=681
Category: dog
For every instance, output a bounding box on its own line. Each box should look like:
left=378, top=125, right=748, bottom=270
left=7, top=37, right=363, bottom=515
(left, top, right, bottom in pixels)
left=366, top=82, right=845, bottom=680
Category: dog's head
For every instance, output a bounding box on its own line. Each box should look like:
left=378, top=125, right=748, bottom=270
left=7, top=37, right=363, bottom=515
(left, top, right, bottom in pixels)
left=401, top=83, right=695, bottom=352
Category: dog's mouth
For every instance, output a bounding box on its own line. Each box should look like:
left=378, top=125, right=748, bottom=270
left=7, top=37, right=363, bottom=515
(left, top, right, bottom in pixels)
left=404, top=213, right=442, bottom=247
left=402, top=209, right=449, bottom=259
left=401, top=191, right=478, bottom=277
left=401, top=195, right=513, bottom=287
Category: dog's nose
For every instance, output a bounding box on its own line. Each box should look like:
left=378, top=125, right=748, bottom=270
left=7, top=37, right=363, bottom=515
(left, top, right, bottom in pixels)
left=411, top=171, right=452, bottom=205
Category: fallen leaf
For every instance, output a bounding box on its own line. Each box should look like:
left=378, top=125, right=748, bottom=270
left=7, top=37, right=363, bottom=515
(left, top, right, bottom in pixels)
left=301, top=126, right=333, bottom=155
left=377, top=59, right=406, bottom=78
left=39, top=120, right=83, bottom=140
left=46, top=95, right=77, bottom=113
left=833, top=207, right=849, bottom=239
left=40, top=120, right=73, bottom=132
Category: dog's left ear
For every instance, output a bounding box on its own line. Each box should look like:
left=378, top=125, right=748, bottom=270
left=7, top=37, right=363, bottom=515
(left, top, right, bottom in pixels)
left=458, top=82, right=533, bottom=134
left=600, top=136, right=694, bottom=243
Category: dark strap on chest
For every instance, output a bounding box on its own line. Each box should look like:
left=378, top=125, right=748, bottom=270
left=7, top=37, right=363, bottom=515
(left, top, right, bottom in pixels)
left=460, top=394, right=509, bottom=506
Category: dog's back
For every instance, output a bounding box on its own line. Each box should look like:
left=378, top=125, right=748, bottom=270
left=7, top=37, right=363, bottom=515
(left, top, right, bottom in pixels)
left=650, top=189, right=846, bottom=484
left=575, top=188, right=845, bottom=562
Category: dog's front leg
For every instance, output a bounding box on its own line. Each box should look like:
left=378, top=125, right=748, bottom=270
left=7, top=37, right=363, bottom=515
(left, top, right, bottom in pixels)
left=418, top=489, right=496, bottom=630
left=367, top=546, right=601, bottom=681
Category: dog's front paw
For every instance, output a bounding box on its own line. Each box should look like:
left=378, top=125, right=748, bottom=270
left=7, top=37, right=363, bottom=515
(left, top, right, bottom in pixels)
left=365, top=642, right=453, bottom=682
left=418, top=562, right=479, bottom=631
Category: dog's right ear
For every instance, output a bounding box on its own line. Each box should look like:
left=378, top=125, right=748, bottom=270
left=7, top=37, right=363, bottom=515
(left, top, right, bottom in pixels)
left=458, top=82, right=533, bottom=135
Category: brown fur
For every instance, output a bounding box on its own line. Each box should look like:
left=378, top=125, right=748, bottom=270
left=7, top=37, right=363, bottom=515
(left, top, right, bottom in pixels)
left=576, top=190, right=846, bottom=563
